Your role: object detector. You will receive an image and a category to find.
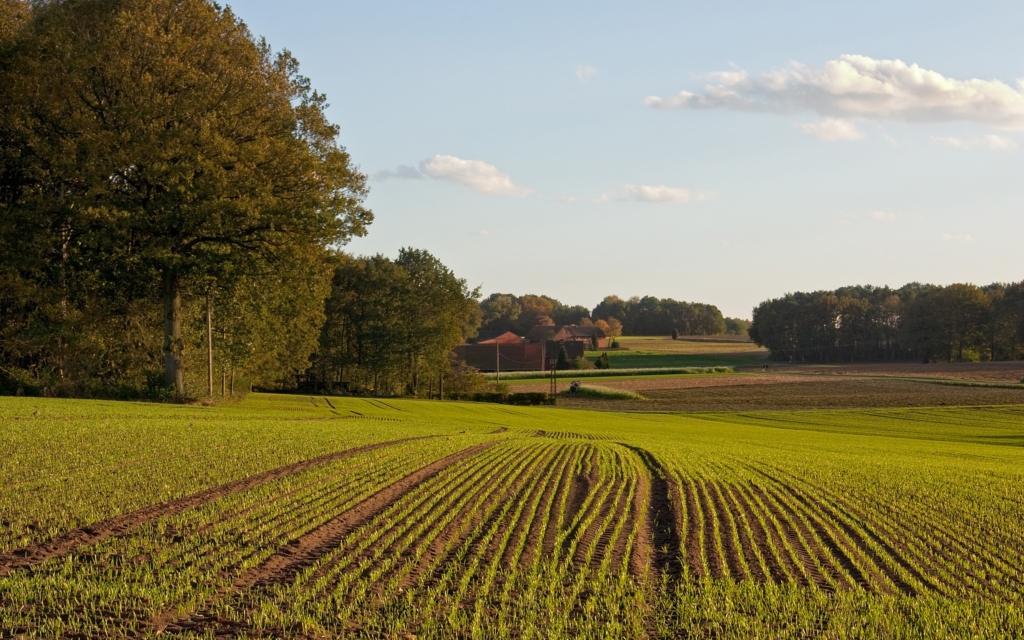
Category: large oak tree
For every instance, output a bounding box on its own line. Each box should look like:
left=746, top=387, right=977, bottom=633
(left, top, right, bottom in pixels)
left=2, top=0, right=370, bottom=392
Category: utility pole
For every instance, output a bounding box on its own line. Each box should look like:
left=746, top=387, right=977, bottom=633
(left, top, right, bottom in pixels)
left=206, top=293, right=213, bottom=397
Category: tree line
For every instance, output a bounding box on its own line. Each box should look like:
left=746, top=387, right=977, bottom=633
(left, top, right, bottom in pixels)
left=749, top=282, right=1024, bottom=363
left=0, top=0, right=485, bottom=398
left=479, top=293, right=734, bottom=337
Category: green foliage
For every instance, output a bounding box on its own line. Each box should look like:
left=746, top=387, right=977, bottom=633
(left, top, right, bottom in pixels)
left=595, top=352, right=611, bottom=369
left=479, top=293, right=589, bottom=335
left=486, top=366, right=733, bottom=380
left=750, top=281, right=1024, bottom=363
left=555, top=346, right=570, bottom=370
left=311, top=249, right=480, bottom=396
left=4, top=396, right=1024, bottom=637
left=723, top=317, right=751, bottom=336
left=0, top=0, right=369, bottom=396
left=671, top=328, right=679, bottom=339
left=562, top=384, right=643, bottom=400
left=593, top=294, right=727, bottom=336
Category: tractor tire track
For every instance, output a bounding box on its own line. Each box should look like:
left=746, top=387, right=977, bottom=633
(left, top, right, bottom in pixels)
left=0, top=437, right=431, bottom=577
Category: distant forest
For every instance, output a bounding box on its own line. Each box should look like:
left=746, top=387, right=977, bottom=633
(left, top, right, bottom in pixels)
left=479, top=293, right=747, bottom=338
left=749, top=282, right=1024, bottom=363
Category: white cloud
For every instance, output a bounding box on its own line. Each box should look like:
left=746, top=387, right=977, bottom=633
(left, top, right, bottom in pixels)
left=595, top=184, right=719, bottom=204
left=575, top=64, right=598, bottom=83
left=419, top=155, right=532, bottom=197
left=930, top=134, right=1018, bottom=150
left=942, top=233, right=976, bottom=243
left=371, top=165, right=425, bottom=180
left=796, top=118, right=865, bottom=141
left=869, top=210, right=896, bottom=221
left=645, top=55, right=1024, bottom=130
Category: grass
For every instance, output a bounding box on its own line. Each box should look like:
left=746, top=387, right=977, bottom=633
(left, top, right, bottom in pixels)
left=3, top=393, right=1024, bottom=638
left=559, top=384, right=644, bottom=400
left=487, top=366, right=733, bottom=381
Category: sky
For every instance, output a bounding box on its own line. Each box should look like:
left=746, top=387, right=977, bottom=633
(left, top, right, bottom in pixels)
left=228, top=0, right=1024, bottom=318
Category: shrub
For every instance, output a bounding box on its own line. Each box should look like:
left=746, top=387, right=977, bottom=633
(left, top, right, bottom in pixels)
left=671, top=328, right=679, bottom=340
left=610, top=340, right=620, bottom=348
left=562, top=384, right=643, bottom=400
left=595, top=353, right=611, bottom=369
left=570, top=356, right=595, bottom=370
left=556, top=347, right=570, bottom=370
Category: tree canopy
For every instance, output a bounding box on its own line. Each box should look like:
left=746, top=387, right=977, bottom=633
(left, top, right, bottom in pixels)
left=749, top=282, right=1024, bottom=363
left=0, top=0, right=369, bottom=396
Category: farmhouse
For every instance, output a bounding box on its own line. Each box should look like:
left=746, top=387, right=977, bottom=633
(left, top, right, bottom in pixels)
left=524, top=324, right=607, bottom=348
left=451, top=341, right=546, bottom=372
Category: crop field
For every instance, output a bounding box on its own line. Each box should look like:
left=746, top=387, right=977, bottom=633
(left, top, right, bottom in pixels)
left=3, top=395, right=1024, bottom=638
left=598, top=337, right=768, bottom=368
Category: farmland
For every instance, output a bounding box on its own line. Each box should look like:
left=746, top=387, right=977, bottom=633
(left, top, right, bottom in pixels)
left=3, top=395, right=1024, bottom=638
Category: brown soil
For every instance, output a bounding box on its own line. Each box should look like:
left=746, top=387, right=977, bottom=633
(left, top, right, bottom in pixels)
left=680, top=481, right=705, bottom=578
left=747, top=361, right=1024, bottom=382
left=625, top=447, right=683, bottom=579
left=235, top=441, right=497, bottom=590
left=0, top=437, right=429, bottom=577
left=748, top=483, right=828, bottom=589
left=510, top=445, right=573, bottom=571
left=556, top=377, right=1024, bottom=412
left=716, top=483, right=765, bottom=582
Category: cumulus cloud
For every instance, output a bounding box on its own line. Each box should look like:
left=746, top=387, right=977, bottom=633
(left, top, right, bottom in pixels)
left=575, top=64, right=598, bottom=83
left=645, top=55, right=1024, bottom=130
left=371, top=165, right=425, bottom=180
left=419, top=155, right=532, bottom=197
left=869, top=210, right=896, bottom=221
left=942, top=233, right=976, bottom=243
left=931, top=134, right=1018, bottom=150
left=595, top=184, right=719, bottom=204
left=796, top=118, right=865, bottom=141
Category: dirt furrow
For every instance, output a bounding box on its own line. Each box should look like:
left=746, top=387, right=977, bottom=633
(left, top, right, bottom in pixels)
left=763, top=485, right=853, bottom=590
left=521, top=446, right=577, bottom=570
left=707, top=481, right=748, bottom=581
left=748, top=483, right=828, bottom=589
left=626, top=446, right=683, bottom=580
left=729, top=483, right=791, bottom=583
left=0, top=437, right=429, bottom=577
left=718, top=483, right=766, bottom=582
left=680, top=480, right=705, bottom=577
left=503, top=445, right=573, bottom=570
left=694, top=479, right=725, bottom=579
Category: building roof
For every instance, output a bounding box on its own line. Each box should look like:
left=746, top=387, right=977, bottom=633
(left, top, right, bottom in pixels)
left=452, top=342, right=545, bottom=372
left=525, top=324, right=606, bottom=342
left=470, top=330, right=523, bottom=344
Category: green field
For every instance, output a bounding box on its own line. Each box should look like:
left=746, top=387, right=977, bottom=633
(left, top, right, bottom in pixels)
left=595, top=336, right=769, bottom=368
left=3, top=395, right=1024, bottom=638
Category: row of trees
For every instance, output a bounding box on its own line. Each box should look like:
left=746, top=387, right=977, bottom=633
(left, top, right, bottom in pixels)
left=0, top=0, right=371, bottom=396
left=749, top=283, right=1024, bottom=363
left=479, top=293, right=730, bottom=337
left=308, top=250, right=480, bottom=396
left=592, top=296, right=727, bottom=336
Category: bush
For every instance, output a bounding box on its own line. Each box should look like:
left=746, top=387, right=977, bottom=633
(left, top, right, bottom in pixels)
left=570, top=356, right=595, bottom=370
left=562, top=384, right=643, bottom=400
left=671, top=328, right=679, bottom=340
left=446, top=391, right=555, bottom=405
left=595, top=353, right=611, bottom=369
left=610, top=340, right=620, bottom=348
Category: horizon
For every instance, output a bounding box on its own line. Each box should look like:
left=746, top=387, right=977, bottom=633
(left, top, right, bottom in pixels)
left=229, top=0, right=1024, bottom=318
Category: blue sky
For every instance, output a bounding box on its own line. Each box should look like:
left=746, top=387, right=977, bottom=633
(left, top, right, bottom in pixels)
left=230, top=0, right=1024, bottom=318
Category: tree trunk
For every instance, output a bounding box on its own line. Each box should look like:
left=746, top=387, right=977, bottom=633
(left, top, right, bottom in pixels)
left=206, top=293, right=214, bottom=397
left=230, top=367, right=235, bottom=395
left=163, top=268, right=184, bottom=394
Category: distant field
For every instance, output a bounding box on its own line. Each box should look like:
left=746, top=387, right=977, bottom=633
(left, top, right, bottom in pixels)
left=593, top=336, right=768, bottom=368
left=3, top=394, right=1024, bottom=637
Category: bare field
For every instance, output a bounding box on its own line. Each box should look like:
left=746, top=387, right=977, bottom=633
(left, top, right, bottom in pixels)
left=746, top=361, right=1024, bottom=383
left=555, top=377, right=1024, bottom=412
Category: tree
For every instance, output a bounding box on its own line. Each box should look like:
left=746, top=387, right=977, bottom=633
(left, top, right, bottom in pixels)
left=555, top=347, right=570, bottom=371
left=595, top=352, right=611, bottom=369
left=311, top=250, right=479, bottom=396
left=671, top=328, right=679, bottom=340
left=3, top=0, right=370, bottom=393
